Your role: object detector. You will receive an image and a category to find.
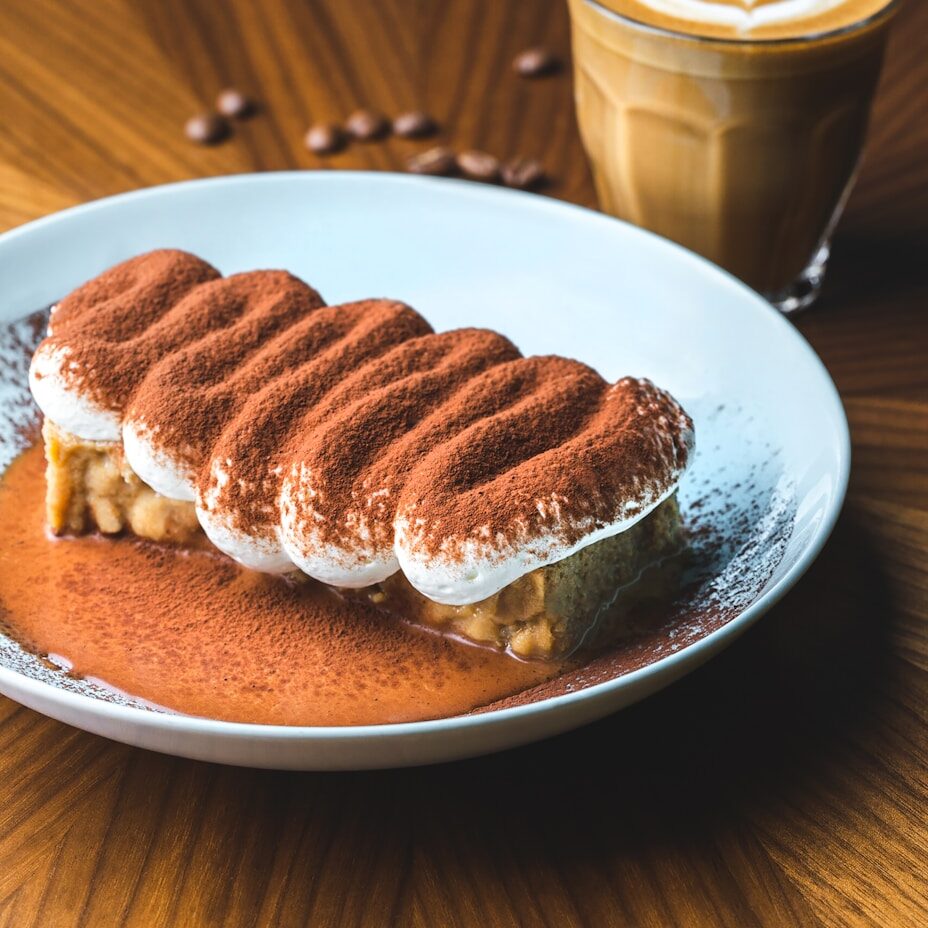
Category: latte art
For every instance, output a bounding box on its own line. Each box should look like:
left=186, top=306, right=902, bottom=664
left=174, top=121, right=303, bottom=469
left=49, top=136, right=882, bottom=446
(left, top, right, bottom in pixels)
left=600, top=0, right=895, bottom=39
left=633, top=0, right=858, bottom=31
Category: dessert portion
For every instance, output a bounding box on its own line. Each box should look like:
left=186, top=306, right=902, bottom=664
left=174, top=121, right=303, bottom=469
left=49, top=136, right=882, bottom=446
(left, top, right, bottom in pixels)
left=29, top=250, right=693, bottom=658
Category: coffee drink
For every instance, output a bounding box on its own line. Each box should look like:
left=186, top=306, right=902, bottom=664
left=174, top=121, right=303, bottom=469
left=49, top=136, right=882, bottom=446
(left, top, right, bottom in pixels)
left=568, top=0, right=900, bottom=308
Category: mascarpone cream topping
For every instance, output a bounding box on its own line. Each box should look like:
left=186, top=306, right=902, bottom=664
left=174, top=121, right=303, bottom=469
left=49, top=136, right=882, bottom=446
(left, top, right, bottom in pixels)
left=29, top=250, right=694, bottom=605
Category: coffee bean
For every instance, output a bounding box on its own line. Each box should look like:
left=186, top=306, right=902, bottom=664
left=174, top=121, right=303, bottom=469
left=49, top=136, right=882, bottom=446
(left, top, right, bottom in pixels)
left=513, top=46, right=560, bottom=78
left=305, top=123, right=346, bottom=155
left=184, top=113, right=229, bottom=145
left=216, top=88, right=255, bottom=119
left=393, top=111, right=437, bottom=139
left=406, top=146, right=456, bottom=176
left=345, top=109, right=390, bottom=141
left=456, top=150, right=501, bottom=182
left=501, top=157, right=546, bottom=190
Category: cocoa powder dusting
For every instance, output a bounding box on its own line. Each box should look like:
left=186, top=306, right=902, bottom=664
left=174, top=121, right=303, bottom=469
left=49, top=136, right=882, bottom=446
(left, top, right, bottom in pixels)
left=40, top=250, right=221, bottom=412
left=287, top=354, right=581, bottom=556
left=34, top=250, right=693, bottom=578
left=398, top=376, right=692, bottom=560
left=126, top=270, right=325, bottom=473
left=283, top=328, right=521, bottom=552
left=200, top=299, right=434, bottom=539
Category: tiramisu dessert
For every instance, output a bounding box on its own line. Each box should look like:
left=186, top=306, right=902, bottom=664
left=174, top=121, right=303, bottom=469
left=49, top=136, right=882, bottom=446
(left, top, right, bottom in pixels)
left=27, top=249, right=693, bottom=660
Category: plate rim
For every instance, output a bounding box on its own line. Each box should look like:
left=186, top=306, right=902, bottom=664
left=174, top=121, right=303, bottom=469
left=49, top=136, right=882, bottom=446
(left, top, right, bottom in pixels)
left=0, top=171, right=851, bottom=744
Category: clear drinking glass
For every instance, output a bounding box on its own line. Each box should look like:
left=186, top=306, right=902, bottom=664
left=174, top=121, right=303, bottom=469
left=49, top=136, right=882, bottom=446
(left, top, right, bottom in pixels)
left=566, top=0, right=901, bottom=312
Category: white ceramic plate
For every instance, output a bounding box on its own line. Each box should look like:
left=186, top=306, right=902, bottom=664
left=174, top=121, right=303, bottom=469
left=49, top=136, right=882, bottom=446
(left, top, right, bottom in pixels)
left=0, top=173, right=848, bottom=769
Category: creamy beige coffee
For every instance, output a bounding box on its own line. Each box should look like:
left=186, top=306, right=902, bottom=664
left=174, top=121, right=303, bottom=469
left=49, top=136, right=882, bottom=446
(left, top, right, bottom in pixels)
left=568, top=0, right=900, bottom=303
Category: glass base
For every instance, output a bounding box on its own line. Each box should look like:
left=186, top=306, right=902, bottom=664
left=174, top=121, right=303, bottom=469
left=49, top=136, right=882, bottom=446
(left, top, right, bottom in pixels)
left=764, top=242, right=831, bottom=315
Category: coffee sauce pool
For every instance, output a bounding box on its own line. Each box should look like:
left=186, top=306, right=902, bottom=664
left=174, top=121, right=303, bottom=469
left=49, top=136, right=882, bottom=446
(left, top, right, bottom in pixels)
left=0, top=428, right=798, bottom=728
left=0, top=443, right=562, bottom=726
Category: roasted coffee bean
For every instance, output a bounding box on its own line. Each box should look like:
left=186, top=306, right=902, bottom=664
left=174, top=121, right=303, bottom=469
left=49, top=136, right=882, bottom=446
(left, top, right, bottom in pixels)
left=216, top=88, right=255, bottom=119
left=393, top=110, right=437, bottom=138
left=305, top=123, right=346, bottom=155
left=513, top=46, right=560, bottom=78
left=406, top=146, right=456, bottom=176
left=501, top=157, right=546, bottom=190
left=184, top=113, right=229, bottom=145
left=456, top=149, right=501, bottom=182
left=345, top=109, right=390, bottom=141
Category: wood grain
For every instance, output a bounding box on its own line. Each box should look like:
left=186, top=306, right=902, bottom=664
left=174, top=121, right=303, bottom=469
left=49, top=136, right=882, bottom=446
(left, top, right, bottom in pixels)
left=0, top=1, right=926, bottom=925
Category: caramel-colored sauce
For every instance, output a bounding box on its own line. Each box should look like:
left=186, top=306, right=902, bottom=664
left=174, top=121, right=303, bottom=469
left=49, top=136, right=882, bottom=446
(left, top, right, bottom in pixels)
left=0, top=444, right=561, bottom=726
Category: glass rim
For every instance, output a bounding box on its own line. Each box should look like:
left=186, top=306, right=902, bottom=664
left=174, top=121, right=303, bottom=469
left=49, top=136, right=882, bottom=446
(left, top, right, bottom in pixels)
left=579, top=0, right=903, bottom=47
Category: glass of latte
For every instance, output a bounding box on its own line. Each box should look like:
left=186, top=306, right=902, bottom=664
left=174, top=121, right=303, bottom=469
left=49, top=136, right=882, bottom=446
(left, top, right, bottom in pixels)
left=567, top=0, right=902, bottom=312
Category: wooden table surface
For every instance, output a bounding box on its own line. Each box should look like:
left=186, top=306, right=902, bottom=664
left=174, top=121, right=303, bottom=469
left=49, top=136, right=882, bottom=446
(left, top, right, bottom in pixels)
left=0, top=1, right=926, bottom=925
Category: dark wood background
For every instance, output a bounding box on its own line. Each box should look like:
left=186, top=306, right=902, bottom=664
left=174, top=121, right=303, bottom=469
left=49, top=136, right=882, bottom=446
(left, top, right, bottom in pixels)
left=1, top=1, right=926, bottom=925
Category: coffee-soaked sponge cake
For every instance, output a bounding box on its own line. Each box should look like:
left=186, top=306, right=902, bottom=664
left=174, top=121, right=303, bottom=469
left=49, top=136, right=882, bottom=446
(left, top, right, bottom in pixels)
left=30, top=249, right=693, bottom=658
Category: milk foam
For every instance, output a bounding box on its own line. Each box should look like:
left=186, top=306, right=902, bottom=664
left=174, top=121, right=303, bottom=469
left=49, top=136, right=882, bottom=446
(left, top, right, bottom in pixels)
left=627, top=0, right=867, bottom=33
